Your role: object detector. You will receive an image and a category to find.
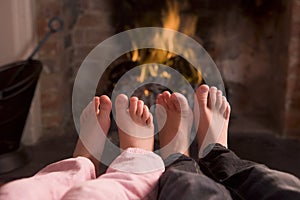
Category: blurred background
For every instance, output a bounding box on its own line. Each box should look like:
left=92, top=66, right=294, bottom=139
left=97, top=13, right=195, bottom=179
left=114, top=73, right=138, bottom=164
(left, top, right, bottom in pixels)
left=0, top=0, right=299, bottom=183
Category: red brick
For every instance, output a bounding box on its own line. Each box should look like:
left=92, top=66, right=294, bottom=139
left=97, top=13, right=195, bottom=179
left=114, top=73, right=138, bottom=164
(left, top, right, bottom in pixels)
left=290, top=96, right=300, bottom=110
left=84, top=29, right=107, bottom=45
left=73, top=29, right=85, bottom=45
left=41, top=90, right=64, bottom=109
left=42, top=2, right=61, bottom=17
left=76, top=13, right=104, bottom=27
left=73, top=46, right=94, bottom=60
left=291, top=1, right=300, bottom=23
left=89, top=0, right=111, bottom=11
left=290, top=21, right=300, bottom=37
left=285, top=113, right=300, bottom=135
left=42, top=111, right=64, bottom=129
left=40, top=73, right=65, bottom=90
left=78, top=0, right=89, bottom=10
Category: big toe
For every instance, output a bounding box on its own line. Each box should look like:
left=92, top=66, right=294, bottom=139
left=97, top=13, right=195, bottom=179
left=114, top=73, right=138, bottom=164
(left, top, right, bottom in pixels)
left=195, top=84, right=209, bottom=106
left=99, top=95, right=112, bottom=116
left=155, top=93, right=168, bottom=114
left=171, top=92, right=190, bottom=112
left=115, top=94, right=129, bottom=110
left=156, top=94, right=167, bottom=107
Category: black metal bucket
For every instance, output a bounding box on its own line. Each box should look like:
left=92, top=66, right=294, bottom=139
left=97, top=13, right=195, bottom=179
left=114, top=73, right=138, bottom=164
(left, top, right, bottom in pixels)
left=0, top=60, right=42, bottom=154
left=0, top=16, right=63, bottom=174
left=0, top=60, right=42, bottom=173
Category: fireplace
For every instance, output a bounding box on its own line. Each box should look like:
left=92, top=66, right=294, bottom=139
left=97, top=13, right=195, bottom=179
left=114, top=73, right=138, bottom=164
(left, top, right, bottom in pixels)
left=34, top=0, right=300, bottom=140
left=92, top=0, right=290, bottom=136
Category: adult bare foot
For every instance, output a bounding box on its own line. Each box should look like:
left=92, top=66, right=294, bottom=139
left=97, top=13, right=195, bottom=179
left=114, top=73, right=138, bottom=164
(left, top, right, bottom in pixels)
left=115, top=94, right=154, bottom=151
left=73, top=95, right=112, bottom=173
left=156, top=91, right=193, bottom=159
left=194, top=85, right=230, bottom=158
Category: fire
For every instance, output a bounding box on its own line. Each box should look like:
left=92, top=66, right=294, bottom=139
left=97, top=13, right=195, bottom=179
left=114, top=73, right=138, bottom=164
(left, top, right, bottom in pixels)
left=129, top=0, right=202, bottom=86
left=144, top=89, right=150, bottom=97
left=162, top=0, right=180, bottom=31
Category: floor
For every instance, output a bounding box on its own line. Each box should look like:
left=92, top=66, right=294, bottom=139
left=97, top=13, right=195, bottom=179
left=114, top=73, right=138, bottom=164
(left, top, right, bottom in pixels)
left=0, top=127, right=300, bottom=184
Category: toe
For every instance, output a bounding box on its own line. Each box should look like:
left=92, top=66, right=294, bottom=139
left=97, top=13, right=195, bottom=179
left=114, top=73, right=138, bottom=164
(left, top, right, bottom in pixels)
left=115, top=94, right=129, bottom=110
left=146, top=115, right=153, bottom=126
left=215, top=90, right=223, bottom=109
left=224, top=103, right=231, bottom=119
left=136, top=100, right=144, bottom=116
left=170, top=93, right=180, bottom=111
left=156, top=94, right=166, bottom=107
left=142, top=105, right=150, bottom=122
left=195, top=84, right=209, bottom=107
left=208, top=87, right=217, bottom=109
left=129, top=97, right=138, bottom=118
left=162, top=91, right=172, bottom=109
left=99, top=95, right=112, bottom=116
left=87, top=100, right=94, bottom=111
left=80, top=100, right=94, bottom=124
left=162, top=91, right=171, bottom=98
left=94, top=97, right=100, bottom=115
left=155, top=94, right=167, bottom=120
left=220, top=96, right=227, bottom=114
left=172, top=92, right=189, bottom=112
left=86, top=101, right=95, bottom=117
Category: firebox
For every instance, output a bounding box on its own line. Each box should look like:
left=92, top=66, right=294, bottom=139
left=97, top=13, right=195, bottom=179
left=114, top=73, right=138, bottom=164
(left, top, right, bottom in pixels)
left=94, top=0, right=290, bottom=137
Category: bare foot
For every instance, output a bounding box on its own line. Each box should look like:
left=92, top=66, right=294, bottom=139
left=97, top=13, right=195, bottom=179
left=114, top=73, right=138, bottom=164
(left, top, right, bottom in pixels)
left=194, top=85, right=230, bottom=158
left=73, top=95, right=112, bottom=173
left=115, top=94, right=154, bottom=151
left=156, top=91, right=193, bottom=159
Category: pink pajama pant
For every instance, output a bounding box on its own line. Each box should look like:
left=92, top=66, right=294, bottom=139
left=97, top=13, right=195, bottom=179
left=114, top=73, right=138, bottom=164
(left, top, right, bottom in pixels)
left=0, top=148, right=164, bottom=200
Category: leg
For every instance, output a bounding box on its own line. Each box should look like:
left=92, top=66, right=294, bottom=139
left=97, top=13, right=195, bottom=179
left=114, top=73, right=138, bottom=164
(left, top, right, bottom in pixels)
left=62, top=95, right=164, bottom=200
left=195, top=84, right=300, bottom=199
left=194, top=84, right=230, bottom=157
left=73, top=95, right=112, bottom=174
left=116, top=94, right=154, bottom=151
left=156, top=92, right=193, bottom=159
left=156, top=92, right=232, bottom=199
left=0, top=157, right=95, bottom=200
left=0, top=97, right=111, bottom=200
left=159, top=155, right=232, bottom=200
left=199, top=144, right=300, bottom=199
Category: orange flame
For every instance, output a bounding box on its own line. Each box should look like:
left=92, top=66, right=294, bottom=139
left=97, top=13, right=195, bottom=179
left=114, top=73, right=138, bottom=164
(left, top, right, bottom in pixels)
left=131, top=0, right=201, bottom=85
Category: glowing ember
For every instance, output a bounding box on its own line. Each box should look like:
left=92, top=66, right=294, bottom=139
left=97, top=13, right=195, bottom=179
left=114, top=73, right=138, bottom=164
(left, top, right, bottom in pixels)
left=144, top=89, right=150, bottom=96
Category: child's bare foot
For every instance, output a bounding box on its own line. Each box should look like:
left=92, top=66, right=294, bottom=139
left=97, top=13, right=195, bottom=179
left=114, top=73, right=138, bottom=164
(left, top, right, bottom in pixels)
left=194, top=85, right=231, bottom=158
left=115, top=94, right=154, bottom=151
left=73, top=95, right=112, bottom=172
left=156, top=91, right=193, bottom=159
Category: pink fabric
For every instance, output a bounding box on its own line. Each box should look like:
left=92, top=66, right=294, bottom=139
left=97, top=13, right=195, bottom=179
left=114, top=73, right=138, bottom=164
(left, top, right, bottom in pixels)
left=62, top=148, right=164, bottom=200
left=0, top=148, right=164, bottom=200
left=0, top=157, right=95, bottom=200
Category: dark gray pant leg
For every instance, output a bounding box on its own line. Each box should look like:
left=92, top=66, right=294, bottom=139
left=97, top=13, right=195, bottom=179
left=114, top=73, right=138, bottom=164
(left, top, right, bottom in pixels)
left=158, top=154, right=232, bottom=200
left=199, top=144, right=300, bottom=200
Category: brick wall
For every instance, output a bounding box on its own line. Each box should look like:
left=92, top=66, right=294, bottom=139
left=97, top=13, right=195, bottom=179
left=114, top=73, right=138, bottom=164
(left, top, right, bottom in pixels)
left=70, top=0, right=114, bottom=83
left=36, top=0, right=68, bottom=132
left=284, top=0, right=300, bottom=138
left=35, top=0, right=113, bottom=134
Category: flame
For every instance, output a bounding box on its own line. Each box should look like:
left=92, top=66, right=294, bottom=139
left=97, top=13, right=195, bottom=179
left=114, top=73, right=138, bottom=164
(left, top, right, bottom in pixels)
left=181, top=14, right=198, bottom=36
left=144, top=89, right=150, bottom=96
left=132, top=0, right=202, bottom=85
left=162, top=0, right=180, bottom=31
